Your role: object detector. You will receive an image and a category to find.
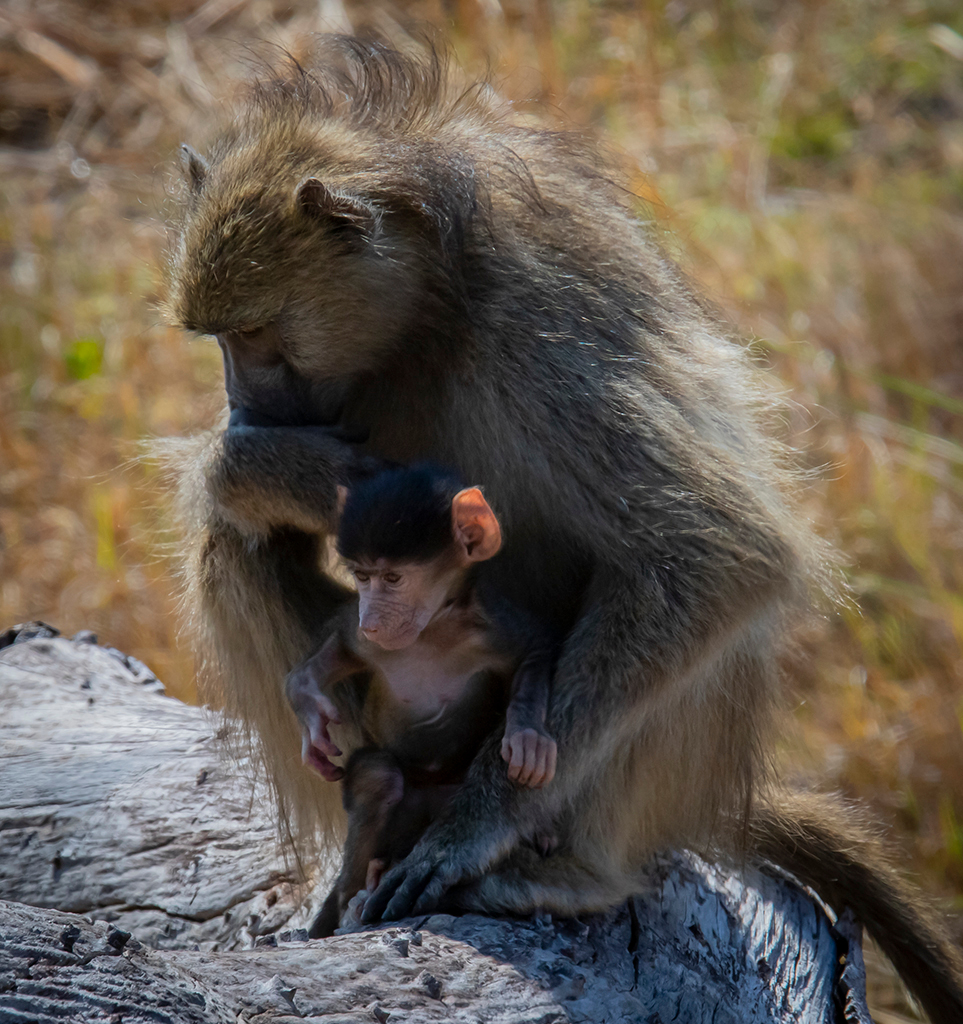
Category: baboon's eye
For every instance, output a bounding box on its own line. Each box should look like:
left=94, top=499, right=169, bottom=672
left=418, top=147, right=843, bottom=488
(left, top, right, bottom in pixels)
left=220, top=324, right=286, bottom=368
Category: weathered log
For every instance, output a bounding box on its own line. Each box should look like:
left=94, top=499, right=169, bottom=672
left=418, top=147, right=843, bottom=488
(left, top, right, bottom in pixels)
left=0, top=626, right=319, bottom=951
left=0, top=628, right=870, bottom=1022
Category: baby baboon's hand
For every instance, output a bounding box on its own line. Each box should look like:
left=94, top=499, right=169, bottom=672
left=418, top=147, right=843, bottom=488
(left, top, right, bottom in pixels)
left=501, top=727, right=557, bottom=788
left=285, top=666, right=344, bottom=781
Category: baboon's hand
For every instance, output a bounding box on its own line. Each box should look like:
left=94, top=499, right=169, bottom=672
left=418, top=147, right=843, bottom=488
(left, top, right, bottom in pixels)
left=221, top=421, right=360, bottom=465
left=360, top=827, right=512, bottom=923
left=501, top=727, right=557, bottom=788
left=227, top=405, right=367, bottom=441
left=285, top=667, right=344, bottom=781
left=208, top=422, right=364, bottom=529
left=335, top=889, right=369, bottom=934
left=302, top=731, right=344, bottom=781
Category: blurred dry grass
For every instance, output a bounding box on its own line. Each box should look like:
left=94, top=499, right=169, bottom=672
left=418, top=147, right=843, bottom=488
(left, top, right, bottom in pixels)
left=0, top=1, right=961, bottom=1015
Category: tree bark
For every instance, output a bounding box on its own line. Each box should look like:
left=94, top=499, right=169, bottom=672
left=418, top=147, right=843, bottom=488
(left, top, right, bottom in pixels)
left=0, top=626, right=870, bottom=1023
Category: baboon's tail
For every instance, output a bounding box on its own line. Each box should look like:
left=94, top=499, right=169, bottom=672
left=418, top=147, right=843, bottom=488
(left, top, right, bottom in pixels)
left=749, top=790, right=963, bottom=1024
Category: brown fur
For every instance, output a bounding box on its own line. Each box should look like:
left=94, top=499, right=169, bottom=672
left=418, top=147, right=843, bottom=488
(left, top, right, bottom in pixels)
left=161, top=37, right=962, bottom=1017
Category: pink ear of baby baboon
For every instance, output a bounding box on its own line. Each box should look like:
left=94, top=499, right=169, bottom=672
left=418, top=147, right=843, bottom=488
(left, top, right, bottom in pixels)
left=451, top=487, right=502, bottom=562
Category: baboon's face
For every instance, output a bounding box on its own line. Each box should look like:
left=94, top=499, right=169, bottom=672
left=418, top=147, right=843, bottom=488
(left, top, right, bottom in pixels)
left=348, top=557, right=460, bottom=650
left=216, top=324, right=349, bottom=428
left=168, top=135, right=427, bottom=424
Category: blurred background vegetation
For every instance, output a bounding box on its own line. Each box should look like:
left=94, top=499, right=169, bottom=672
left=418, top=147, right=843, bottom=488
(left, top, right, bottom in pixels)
left=0, top=0, right=961, bottom=1016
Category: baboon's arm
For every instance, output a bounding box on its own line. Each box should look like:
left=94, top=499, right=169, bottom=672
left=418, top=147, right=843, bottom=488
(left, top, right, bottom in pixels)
left=200, top=521, right=351, bottom=654
left=285, top=626, right=370, bottom=781
left=177, top=425, right=353, bottom=648
left=189, top=424, right=370, bottom=842
left=362, top=558, right=786, bottom=922
left=503, top=653, right=552, bottom=740
left=501, top=647, right=557, bottom=788
left=205, top=424, right=368, bottom=536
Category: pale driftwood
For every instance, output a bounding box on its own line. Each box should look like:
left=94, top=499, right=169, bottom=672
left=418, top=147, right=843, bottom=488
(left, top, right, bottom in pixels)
left=0, top=626, right=323, bottom=951
left=0, top=628, right=870, bottom=1022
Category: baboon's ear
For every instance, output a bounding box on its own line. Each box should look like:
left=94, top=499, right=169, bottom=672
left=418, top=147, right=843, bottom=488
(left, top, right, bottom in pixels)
left=452, top=487, right=502, bottom=563
left=180, top=144, right=208, bottom=193
left=296, top=177, right=375, bottom=234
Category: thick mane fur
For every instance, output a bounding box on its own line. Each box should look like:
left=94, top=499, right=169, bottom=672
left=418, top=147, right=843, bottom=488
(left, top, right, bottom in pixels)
left=247, top=38, right=491, bottom=136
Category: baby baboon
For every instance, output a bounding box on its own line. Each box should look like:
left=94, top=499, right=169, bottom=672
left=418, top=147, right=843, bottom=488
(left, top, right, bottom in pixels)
left=165, top=37, right=963, bottom=1018
left=288, top=464, right=558, bottom=936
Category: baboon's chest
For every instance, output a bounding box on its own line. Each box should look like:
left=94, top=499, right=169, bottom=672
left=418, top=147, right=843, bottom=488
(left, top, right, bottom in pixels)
left=362, top=619, right=512, bottom=779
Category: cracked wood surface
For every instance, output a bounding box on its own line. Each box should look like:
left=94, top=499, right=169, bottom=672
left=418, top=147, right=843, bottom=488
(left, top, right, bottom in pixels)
left=0, top=629, right=870, bottom=1022
left=0, top=631, right=324, bottom=950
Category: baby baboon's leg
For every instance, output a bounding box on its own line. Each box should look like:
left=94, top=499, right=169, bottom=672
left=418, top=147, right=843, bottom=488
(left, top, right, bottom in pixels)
left=328, top=780, right=464, bottom=934
left=310, top=749, right=405, bottom=938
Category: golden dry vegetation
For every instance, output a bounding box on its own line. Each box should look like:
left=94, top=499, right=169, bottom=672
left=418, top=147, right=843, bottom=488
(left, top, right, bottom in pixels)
left=1, top=1, right=962, bottom=1016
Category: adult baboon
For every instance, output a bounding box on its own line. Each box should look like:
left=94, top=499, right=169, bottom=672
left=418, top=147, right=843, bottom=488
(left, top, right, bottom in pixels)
left=165, top=38, right=963, bottom=1018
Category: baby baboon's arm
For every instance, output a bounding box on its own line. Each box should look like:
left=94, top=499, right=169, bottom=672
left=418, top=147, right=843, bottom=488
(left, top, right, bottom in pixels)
left=501, top=648, right=556, bottom=789
left=286, top=617, right=369, bottom=782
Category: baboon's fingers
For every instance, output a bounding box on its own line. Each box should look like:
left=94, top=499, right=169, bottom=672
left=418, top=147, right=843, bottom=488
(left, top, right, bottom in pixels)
left=504, top=732, right=524, bottom=783
left=360, top=864, right=408, bottom=922
left=311, top=720, right=341, bottom=758
left=543, top=741, right=557, bottom=786
left=315, top=691, right=341, bottom=723
left=305, top=746, right=344, bottom=781
left=529, top=740, right=549, bottom=788
left=365, top=858, right=386, bottom=892
left=316, top=737, right=342, bottom=758
left=302, top=725, right=342, bottom=779
left=515, top=730, right=538, bottom=787
left=362, top=860, right=434, bottom=922
left=337, top=890, right=369, bottom=933
left=412, top=870, right=451, bottom=915
left=506, top=736, right=525, bottom=780
left=359, top=890, right=389, bottom=924
left=383, top=864, right=437, bottom=920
